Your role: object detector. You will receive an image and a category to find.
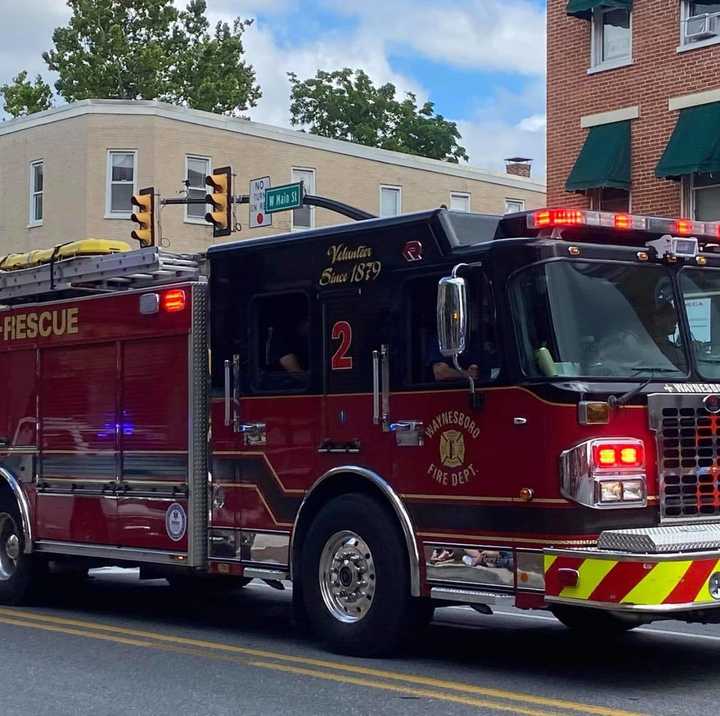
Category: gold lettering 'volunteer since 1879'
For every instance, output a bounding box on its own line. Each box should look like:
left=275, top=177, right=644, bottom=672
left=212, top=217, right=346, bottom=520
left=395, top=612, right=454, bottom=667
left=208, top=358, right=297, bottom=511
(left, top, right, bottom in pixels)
left=0, top=307, right=79, bottom=342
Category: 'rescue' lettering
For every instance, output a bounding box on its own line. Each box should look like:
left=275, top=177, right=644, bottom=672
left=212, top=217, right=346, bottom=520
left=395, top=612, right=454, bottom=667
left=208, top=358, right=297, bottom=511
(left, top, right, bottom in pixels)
left=0, top=307, right=79, bottom=342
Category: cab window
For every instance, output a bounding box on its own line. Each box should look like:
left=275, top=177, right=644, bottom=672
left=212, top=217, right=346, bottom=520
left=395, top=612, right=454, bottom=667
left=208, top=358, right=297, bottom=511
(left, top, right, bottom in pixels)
left=251, top=292, right=311, bottom=393
left=404, top=274, right=500, bottom=386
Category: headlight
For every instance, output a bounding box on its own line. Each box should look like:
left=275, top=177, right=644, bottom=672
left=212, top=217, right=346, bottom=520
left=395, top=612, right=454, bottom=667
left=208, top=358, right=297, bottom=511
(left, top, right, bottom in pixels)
left=560, top=438, right=647, bottom=509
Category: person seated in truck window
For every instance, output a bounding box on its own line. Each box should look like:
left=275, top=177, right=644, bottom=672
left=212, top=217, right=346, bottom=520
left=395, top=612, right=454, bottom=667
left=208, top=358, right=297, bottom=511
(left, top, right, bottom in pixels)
left=647, top=301, right=684, bottom=368
left=267, top=317, right=310, bottom=373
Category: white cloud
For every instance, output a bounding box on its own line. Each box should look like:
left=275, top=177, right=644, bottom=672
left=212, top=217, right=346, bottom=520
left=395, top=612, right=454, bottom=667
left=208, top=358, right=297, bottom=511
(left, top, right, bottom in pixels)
left=517, top=114, right=547, bottom=133
left=323, top=0, right=546, bottom=76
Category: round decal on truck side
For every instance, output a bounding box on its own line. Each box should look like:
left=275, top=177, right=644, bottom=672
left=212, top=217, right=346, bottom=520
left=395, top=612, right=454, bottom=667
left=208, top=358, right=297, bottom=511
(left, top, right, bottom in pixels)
left=165, top=503, right=187, bottom=542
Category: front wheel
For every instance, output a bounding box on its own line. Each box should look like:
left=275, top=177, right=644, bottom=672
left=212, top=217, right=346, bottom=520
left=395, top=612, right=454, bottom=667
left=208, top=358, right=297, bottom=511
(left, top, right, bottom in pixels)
left=300, top=493, right=419, bottom=656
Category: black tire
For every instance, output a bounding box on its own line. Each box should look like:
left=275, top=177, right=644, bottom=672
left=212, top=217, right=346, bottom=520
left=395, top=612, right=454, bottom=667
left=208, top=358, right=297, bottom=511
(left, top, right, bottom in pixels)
left=551, top=605, right=640, bottom=634
left=300, top=493, right=415, bottom=657
left=0, top=497, right=41, bottom=605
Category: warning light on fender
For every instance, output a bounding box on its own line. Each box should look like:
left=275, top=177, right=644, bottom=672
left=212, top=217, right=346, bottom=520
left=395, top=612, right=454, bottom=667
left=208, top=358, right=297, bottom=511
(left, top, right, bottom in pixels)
left=162, top=289, right=187, bottom=313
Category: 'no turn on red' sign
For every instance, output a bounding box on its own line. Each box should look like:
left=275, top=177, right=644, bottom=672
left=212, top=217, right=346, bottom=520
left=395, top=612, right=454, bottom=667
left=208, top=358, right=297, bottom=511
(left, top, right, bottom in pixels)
left=249, top=176, right=272, bottom=228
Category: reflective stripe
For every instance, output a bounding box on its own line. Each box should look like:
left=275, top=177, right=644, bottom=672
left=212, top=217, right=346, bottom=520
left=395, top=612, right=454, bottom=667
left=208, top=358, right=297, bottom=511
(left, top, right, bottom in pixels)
left=560, top=558, right=616, bottom=600
left=692, top=558, right=720, bottom=603
left=621, top=560, right=692, bottom=605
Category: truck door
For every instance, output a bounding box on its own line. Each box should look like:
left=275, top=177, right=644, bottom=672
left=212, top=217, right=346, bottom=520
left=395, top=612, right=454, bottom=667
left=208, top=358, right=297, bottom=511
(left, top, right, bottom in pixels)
left=37, top=343, right=117, bottom=544
left=210, top=288, right=322, bottom=567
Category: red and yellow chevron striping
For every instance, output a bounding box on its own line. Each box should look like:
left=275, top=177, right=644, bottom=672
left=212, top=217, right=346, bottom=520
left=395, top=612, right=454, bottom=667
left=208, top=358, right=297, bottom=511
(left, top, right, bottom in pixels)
left=544, top=553, right=720, bottom=607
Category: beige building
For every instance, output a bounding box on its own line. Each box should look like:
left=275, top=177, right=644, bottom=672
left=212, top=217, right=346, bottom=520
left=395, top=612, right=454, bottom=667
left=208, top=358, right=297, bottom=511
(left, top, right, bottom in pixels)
left=0, top=99, right=546, bottom=255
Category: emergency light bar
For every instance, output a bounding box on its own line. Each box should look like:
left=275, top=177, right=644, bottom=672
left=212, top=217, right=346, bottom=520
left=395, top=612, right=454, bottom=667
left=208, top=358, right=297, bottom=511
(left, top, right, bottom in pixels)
left=527, top=208, right=720, bottom=240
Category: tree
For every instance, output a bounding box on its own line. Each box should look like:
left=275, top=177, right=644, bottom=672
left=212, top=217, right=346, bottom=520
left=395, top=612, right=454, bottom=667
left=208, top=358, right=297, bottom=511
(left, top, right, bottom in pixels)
left=1, top=71, right=53, bottom=118
left=289, top=68, right=468, bottom=163
left=41, top=0, right=260, bottom=115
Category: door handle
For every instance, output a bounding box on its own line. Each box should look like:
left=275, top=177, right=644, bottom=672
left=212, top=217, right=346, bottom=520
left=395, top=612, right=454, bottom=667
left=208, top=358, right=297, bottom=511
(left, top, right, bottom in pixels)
left=389, top=420, right=424, bottom=447
left=238, top=422, right=267, bottom=446
left=224, top=359, right=232, bottom=427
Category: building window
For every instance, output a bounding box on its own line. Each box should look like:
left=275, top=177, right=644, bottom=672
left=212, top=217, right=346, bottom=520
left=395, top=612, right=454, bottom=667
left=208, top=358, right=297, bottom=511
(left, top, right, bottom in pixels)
left=380, top=185, right=402, bottom=217
left=106, top=151, right=136, bottom=217
left=504, top=198, right=526, bottom=214
left=450, top=192, right=470, bottom=212
left=185, top=155, right=211, bottom=223
left=681, top=1, right=720, bottom=47
left=29, top=160, right=43, bottom=226
left=684, top=173, right=720, bottom=220
left=291, top=168, right=315, bottom=230
left=591, top=6, right=631, bottom=69
left=588, top=187, right=630, bottom=212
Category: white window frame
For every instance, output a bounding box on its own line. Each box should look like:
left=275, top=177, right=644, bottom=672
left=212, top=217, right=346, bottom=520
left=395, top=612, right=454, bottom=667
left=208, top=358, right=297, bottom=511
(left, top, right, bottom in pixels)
left=291, top=167, right=316, bottom=231
left=28, top=160, right=44, bottom=227
left=184, top=155, right=212, bottom=224
left=379, top=185, right=402, bottom=218
left=682, top=174, right=720, bottom=220
left=105, top=150, right=137, bottom=219
left=679, top=0, right=720, bottom=51
left=504, top=198, right=526, bottom=214
left=589, top=6, right=633, bottom=73
left=450, top=192, right=471, bottom=212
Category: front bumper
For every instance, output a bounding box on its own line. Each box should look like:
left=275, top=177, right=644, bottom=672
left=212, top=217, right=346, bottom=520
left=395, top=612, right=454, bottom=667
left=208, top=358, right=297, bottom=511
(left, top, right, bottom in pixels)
left=544, top=524, right=720, bottom=613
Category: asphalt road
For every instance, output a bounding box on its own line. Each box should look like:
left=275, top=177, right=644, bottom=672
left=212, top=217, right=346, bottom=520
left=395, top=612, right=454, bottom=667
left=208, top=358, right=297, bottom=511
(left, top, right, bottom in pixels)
left=1, top=569, right=718, bottom=716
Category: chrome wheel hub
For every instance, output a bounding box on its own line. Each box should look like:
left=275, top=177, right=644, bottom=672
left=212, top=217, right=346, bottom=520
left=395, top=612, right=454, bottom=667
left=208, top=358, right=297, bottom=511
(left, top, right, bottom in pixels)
left=0, top=514, right=20, bottom=580
left=319, top=530, right=376, bottom=623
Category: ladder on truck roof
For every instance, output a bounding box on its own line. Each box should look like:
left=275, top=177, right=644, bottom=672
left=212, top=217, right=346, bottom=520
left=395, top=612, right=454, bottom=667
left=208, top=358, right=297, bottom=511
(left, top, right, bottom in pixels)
left=0, top=247, right=202, bottom=304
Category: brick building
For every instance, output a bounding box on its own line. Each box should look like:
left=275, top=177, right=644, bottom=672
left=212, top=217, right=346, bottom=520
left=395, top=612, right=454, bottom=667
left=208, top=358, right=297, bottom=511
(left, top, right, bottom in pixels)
left=547, top=0, right=720, bottom=220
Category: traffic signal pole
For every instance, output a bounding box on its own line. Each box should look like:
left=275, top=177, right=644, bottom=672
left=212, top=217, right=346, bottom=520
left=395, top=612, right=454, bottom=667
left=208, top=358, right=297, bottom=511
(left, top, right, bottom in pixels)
left=160, top=194, right=376, bottom=222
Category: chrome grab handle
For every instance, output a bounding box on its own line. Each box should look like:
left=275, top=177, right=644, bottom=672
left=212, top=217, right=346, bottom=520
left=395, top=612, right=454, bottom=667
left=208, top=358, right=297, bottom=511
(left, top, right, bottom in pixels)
left=372, top=349, right=380, bottom=425
left=224, top=359, right=231, bottom=427
left=380, top=343, right=390, bottom=430
left=238, top=422, right=266, bottom=435
left=389, top=420, right=423, bottom=432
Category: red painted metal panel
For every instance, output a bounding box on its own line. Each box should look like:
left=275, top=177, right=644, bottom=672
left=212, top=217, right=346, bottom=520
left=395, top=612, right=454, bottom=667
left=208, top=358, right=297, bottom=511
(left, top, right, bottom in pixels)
left=0, top=349, right=37, bottom=447
left=36, top=495, right=115, bottom=544
left=115, top=497, right=189, bottom=550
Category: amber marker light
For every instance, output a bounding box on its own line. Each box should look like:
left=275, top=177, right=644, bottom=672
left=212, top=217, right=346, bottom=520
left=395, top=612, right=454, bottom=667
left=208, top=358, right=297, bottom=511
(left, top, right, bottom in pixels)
left=162, top=289, right=187, bottom=313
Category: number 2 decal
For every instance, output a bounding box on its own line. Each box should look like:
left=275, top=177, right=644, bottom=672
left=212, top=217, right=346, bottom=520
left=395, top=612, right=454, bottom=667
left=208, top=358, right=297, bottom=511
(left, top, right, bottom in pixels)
left=331, top=321, right=353, bottom=370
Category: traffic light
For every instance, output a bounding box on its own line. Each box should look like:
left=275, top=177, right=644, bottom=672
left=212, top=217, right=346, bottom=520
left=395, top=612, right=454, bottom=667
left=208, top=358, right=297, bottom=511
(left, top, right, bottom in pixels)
left=130, top=187, right=155, bottom=247
left=205, top=166, right=232, bottom=238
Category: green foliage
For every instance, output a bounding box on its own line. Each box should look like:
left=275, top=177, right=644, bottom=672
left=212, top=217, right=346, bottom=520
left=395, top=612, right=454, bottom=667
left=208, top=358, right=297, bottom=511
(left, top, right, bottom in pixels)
left=0, top=71, right=53, bottom=118
left=41, top=0, right=260, bottom=115
left=289, top=68, right=468, bottom=163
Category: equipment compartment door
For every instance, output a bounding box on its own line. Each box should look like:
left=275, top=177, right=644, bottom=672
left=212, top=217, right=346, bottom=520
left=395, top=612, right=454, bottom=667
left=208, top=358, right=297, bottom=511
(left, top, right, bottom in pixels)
left=37, top=343, right=118, bottom=544
left=116, top=335, right=190, bottom=551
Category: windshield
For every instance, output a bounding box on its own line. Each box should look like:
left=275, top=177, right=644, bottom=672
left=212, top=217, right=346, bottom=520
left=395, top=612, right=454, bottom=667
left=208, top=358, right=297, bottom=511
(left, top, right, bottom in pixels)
left=679, top=269, right=720, bottom=380
left=511, top=261, right=687, bottom=379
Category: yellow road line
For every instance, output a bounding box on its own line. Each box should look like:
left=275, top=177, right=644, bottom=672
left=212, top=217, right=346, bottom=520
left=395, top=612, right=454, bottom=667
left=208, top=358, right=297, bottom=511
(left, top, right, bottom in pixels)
left=249, top=660, right=569, bottom=716
left=0, top=608, right=645, bottom=716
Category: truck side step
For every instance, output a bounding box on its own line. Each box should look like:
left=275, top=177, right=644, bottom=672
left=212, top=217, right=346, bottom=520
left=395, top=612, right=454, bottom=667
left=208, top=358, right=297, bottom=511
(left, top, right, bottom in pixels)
left=430, top=587, right=499, bottom=605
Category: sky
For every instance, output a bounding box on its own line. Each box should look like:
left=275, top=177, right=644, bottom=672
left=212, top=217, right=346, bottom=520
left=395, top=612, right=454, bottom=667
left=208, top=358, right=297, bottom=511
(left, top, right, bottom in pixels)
left=0, top=0, right=547, bottom=178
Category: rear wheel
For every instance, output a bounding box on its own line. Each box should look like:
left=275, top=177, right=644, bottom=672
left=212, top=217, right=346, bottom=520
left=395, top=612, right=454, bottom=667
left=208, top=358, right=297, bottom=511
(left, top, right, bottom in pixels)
left=300, top=493, right=419, bottom=656
left=551, top=606, right=640, bottom=634
left=0, top=499, right=39, bottom=605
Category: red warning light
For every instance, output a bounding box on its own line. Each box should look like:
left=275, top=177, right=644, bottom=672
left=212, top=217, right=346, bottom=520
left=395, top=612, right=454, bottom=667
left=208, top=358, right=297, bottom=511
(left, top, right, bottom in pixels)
left=614, top=213, right=632, bottom=230
left=675, top=219, right=694, bottom=236
left=161, top=289, right=186, bottom=313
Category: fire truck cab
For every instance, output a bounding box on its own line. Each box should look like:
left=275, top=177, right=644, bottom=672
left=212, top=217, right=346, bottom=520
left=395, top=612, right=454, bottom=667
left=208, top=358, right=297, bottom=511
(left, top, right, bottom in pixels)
left=3, top=207, right=720, bottom=655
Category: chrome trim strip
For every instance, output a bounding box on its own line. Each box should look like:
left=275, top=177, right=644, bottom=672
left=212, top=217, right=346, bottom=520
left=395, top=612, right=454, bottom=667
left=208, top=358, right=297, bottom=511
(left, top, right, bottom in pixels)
left=243, top=567, right=289, bottom=580
left=0, top=467, right=32, bottom=554
left=430, top=587, right=500, bottom=605
left=34, top=540, right=185, bottom=565
left=546, top=546, right=720, bottom=562
left=187, top=282, right=209, bottom=568
left=424, top=543, right=514, bottom=590
left=291, top=465, right=421, bottom=597
left=544, top=595, right=720, bottom=613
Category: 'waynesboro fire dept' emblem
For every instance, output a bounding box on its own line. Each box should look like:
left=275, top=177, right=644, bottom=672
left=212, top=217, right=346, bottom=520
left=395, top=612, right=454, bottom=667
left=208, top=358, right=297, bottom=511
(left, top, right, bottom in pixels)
left=425, top=411, right=479, bottom=488
left=439, top=429, right=465, bottom=468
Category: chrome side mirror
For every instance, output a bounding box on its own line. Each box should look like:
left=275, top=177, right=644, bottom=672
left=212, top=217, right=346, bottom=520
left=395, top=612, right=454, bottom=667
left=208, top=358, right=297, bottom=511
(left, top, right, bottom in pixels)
left=437, top=275, right=467, bottom=358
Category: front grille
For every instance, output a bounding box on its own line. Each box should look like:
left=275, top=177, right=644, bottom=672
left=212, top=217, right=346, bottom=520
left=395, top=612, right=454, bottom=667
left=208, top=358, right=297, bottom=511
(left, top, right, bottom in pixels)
left=654, top=397, right=720, bottom=521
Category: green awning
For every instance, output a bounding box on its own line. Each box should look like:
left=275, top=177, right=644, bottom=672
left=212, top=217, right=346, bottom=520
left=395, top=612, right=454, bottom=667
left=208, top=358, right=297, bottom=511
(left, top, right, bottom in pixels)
left=656, top=102, right=720, bottom=179
left=566, top=0, right=632, bottom=18
left=565, top=121, right=631, bottom=193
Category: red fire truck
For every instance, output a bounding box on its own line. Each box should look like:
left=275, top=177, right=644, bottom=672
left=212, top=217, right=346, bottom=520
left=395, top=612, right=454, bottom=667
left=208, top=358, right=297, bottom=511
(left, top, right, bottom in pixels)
left=3, top=207, right=720, bottom=655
